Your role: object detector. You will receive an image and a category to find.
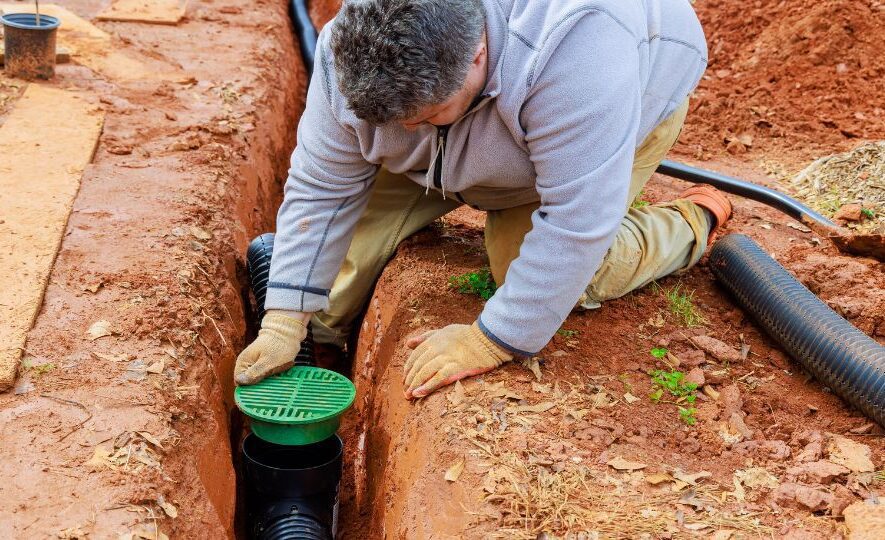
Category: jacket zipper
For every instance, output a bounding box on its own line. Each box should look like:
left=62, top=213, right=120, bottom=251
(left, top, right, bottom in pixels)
left=433, top=125, right=448, bottom=190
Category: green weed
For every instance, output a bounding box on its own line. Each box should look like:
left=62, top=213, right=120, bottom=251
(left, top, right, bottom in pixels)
left=663, top=283, right=706, bottom=327
left=448, top=268, right=497, bottom=300
left=631, top=190, right=650, bottom=209
left=679, top=406, right=698, bottom=426
left=557, top=328, right=579, bottom=338
left=30, top=362, right=56, bottom=375
left=650, top=370, right=699, bottom=425
left=861, top=208, right=875, bottom=219
left=650, top=347, right=668, bottom=359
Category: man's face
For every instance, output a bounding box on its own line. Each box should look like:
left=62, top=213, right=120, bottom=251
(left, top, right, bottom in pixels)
left=399, top=33, right=488, bottom=131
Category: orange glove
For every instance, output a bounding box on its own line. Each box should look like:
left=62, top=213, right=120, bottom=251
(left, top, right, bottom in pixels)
left=404, top=322, right=512, bottom=399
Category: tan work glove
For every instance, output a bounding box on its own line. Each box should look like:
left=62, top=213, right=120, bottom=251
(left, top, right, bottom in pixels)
left=235, top=311, right=308, bottom=385
left=404, top=322, right=512, bottom=399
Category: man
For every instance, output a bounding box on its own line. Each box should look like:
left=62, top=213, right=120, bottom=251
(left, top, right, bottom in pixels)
left=235, top=0, right=730, bottom=399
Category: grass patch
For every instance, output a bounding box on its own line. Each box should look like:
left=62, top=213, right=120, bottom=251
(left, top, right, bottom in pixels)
left=662, top=283, right=706, bottom=327
left=448, top=268, right=497, bottom=300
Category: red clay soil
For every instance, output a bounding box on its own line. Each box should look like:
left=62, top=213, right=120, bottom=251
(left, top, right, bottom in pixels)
left=676, top=0, right=885, bottom=165
left=1, top=0, right=883, bottom=539
left=338, top=173, right=885, bottom=538
left=0, top=0, right=305, bottom=538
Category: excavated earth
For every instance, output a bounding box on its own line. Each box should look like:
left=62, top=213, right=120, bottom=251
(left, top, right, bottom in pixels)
left=0, top=0, right=883, bottom=539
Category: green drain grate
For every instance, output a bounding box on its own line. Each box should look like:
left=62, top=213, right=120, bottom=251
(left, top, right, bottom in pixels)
left=235, top=366, right=355, bottom=446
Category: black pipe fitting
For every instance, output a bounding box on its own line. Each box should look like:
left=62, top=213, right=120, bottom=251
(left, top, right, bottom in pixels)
left=709, top=234, right=885, bottom=426
left=242, top=433, right=343, bottom=540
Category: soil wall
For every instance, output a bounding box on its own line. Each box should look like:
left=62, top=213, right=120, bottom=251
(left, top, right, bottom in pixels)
left=0, top=1, right=307, bottom=537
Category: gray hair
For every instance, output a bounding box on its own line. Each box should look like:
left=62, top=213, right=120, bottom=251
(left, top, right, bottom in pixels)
left=330, top=0, right=485, bottom=124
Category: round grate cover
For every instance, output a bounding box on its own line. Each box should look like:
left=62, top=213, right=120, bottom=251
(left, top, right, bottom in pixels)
left=236, top=366, right=355, bottom=424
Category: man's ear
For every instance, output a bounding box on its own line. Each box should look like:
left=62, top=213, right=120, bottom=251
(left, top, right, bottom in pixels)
left=473, top=32, right=487, bottom=65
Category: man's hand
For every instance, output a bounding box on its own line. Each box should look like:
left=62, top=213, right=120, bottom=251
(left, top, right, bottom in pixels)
left=404, top=322, right=512, bottom=399
left=235, top=310, right=309, bottom=385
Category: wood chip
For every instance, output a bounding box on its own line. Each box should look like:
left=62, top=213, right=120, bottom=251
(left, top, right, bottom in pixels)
left=87, top=320, right=114, bottom=341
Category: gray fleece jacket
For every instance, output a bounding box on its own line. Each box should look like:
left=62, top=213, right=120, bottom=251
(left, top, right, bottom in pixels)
left=265, top=0, right=708, bottom=355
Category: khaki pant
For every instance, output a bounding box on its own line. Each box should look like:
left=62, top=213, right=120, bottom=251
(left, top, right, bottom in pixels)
left=313, top=100, right=707, bottom=346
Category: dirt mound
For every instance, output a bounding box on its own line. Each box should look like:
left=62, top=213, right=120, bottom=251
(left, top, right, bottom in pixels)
left=678, top=0, right=885, bottom=163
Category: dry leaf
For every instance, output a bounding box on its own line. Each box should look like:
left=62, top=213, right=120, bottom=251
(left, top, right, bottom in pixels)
left=190, top=226, right=212, bottom=240
left=138, top=431, right=163, bottom=449
left=92, top=351, right=129, bottom=363
left=519, top=358, right=543, bottom=381
left=145, top=358, right=165, bottom=374
left=513, top=402, right=555, bottom=414
left=444, top=459, right=465, bottom=482
left=531, top=382, right=551, bottom=394
left=608, top=456, right=647, bottom=471
left=731, top=475, right=746, bottom=501
left=735, top=467, right=779, bottom=489
left=673, top=470, right=712, bottom=485
left=623, top=392, right=640, bottom=404
left=157, top=496, right=178, bottom=519
left=567, top=408, right=590, bottom=420
left=645, top=472, right=674, bottom=485
left=827, top=434, right=875, bottom=472
left=787, top=222, right=812, bottom=233
left=86, top=445, right=116, bottom=470
left=87, top=320, right=114, bottom=341
left=446, top=381, right=466, bottom=407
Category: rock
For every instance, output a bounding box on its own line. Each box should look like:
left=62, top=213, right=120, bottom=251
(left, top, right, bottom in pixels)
left=680, top=349, right=707, bottom=367
left=692, top=335, right=743, bottom=363
left=718, top=384, right=743, bottom=419
left=774, top=483, right=833, bottom=512
left=728, top=412, right=754, bottom=440
left=830, top=485, right=855, bottom=517
left=685, top=367, right=705, bottom=387
left=844, top=501, right=885, bottom=538
left=786, top=460, right=850, bottom=484
left=834, top=203, right=864, bottom=223
left=734, top=440, right=791, bottom=460
left=796, top=440, right=824, bottom=463
left=828, top=435, right=875, bottom=473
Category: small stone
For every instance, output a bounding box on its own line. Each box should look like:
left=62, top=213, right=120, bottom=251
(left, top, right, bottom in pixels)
left=829, top=485, right=855, bottom=517
left=692, top=335, right=743, bottom=363
left=786, top=460, right=850, bottom=484
left=685, top=367, right=705, bottom=387
left=680, top=348, right=707, bottom=367
left=795, top=440, right=824, bottom=462
left=774, top=483, right=833, bottom=512
left=728, top=412, right=754, bottom=440
left=833, top=203, right=863, bottom=222
left=718, top=384, right=743, bottom=419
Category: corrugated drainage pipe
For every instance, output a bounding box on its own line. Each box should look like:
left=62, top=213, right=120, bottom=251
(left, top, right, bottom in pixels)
left=709, top=234, right=885, bottom=426
left=290, top=0, right=318, bottom=76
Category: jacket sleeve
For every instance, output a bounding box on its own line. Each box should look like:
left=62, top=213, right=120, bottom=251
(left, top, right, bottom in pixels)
left=477, top=13, right=642, bottom=355
left=264, top=43, right=378, bottom=313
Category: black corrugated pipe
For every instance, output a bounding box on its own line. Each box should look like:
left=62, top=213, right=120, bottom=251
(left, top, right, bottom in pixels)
left=709, top=234, right=885, bottom=427
left=242, top=433, right=343, bottom=539
left=290, top=0, right=318, bottom=76
left=246, top=233, right=315, bottom=365
left=656, top=159, right=835, bottom=228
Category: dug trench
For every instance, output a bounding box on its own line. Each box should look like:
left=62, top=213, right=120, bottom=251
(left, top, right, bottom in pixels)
left=1, top=1, right=884, bottom=540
